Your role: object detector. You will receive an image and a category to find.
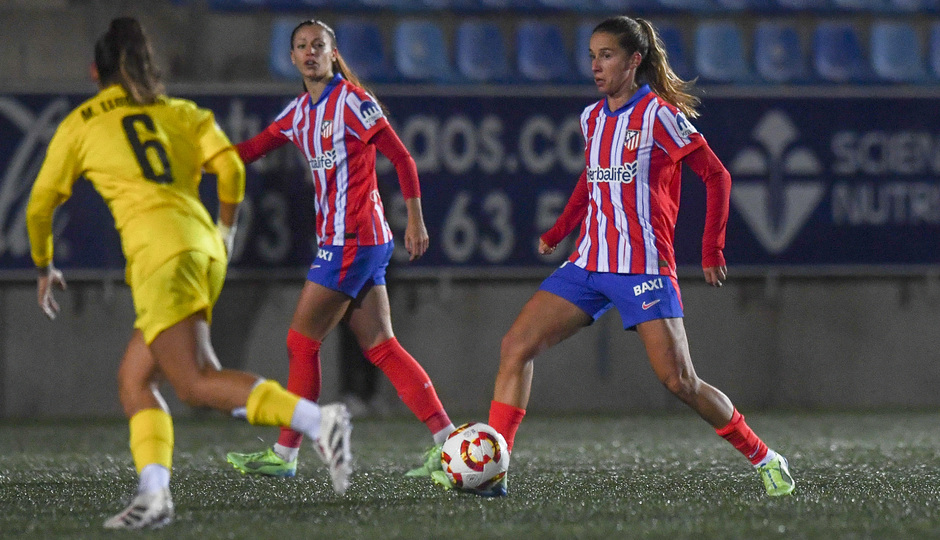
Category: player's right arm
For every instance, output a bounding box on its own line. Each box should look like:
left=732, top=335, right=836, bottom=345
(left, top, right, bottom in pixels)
left=26, top=120, right=80, bottom=319
left=235, top=125, right=290, bottom=165
left=204, top=147, right=246, bottom=255
left=540, top=170, right=589, bottom=254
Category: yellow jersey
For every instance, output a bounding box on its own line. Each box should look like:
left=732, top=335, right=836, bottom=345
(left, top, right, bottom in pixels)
left=27, top=84, right=242, bottom=281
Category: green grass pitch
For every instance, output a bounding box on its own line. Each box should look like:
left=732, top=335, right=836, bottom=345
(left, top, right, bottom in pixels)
left=1, top=411, right=939, bottom=539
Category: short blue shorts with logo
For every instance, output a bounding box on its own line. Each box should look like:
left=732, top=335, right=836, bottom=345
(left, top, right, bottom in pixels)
left=306, top=241, right=394, bottom=298
left=538, top=262, right=684, bottom=330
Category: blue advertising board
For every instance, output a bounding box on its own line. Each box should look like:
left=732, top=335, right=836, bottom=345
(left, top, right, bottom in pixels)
left=1, top=91, right=938, bottom=277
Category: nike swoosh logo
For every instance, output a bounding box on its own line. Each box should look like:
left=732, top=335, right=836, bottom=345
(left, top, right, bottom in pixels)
left=311, top=264, right=321, bottom=269
left=642, top=300, right=660, bottom=310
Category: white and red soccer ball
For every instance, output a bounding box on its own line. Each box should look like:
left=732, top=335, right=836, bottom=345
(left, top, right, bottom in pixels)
left=440, top=422, right=509, bottom=493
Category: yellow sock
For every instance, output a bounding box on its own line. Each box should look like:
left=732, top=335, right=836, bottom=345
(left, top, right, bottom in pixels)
left=129, top=408, right=173, bottom=474
left=246, top=380, right=301, bottom=427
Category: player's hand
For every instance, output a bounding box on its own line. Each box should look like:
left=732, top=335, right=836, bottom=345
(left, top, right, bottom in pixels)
left=37, top=265, right=67, bottom=320
left=405, top=219, right=429, bottom=261
left=703, top=265, right=727, bottom=288
left=538, top=239, right=556, bottom=255
left=217, top=221, right=236, bottom=258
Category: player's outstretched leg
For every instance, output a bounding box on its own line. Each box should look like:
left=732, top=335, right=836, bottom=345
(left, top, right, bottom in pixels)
left=314, top=402, right=354, bottom=494
left=103, top=487, right=174, bottom=530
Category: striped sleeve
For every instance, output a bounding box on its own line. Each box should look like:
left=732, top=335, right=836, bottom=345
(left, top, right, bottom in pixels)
left=652, top=104, right=705, bottom=162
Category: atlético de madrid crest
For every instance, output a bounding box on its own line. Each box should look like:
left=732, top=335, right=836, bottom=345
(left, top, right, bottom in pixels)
left=624, top=129, right=641, bottom=151
left=321, top=120, right=333, bottom=139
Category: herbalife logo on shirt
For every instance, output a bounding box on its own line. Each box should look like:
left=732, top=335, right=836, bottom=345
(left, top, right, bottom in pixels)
left=308, top=149, right=337, bottom=171
left=587, top=161, right=638, bottom=184
left=730, top=111, right=826, bottom=254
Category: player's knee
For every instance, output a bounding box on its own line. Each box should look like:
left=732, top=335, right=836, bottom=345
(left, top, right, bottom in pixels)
left=499, top=330, right=537, bottom=369
left=172, top=379, right=208, bottom=408
left=660, top=369, right=699, bottom=400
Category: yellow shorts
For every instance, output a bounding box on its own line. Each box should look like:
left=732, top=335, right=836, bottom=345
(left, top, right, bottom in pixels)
left=131, top=251, right=226, bottom=344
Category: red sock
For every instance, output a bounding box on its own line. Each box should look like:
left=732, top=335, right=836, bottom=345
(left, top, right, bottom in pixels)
left=488, top=400, right=526, bottom=452
left=365, top=338, right=451, bottom=434
left=715, top=409, right=768, bottom=465
left=276, top=329, right=322, bottom=449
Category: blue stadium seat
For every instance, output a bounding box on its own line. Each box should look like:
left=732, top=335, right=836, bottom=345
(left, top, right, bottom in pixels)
left=829, top=0, right=889, bottom=10
left=575, top=20, right=597, bottom=80
left=754, top=21, right=810, bottom=83
left=516, top=21, right=575, bottom=82
left=455, top=21, right=511, bottom=82
left=870, top=21, right=927, bottom=82
left=393, top=20, right=456, bottom=82
left=930, top=23, right=940, bottom=78
left=711, top=0, right=777, bottom=9
left=269, top=17, right=298, bottom=80
left=657, top=23, right=694, bottom=81
left=694, top=21, right=752, bottom=83
left=813, top=22, right=872, bottom=82
left=357, top=0, right=422, bottom=8
left=536, top=0, right=602, bottom=9
left=335, top=19, right=395, bottom=83
left=887, top=0, right=940, bottom=11
left=654, top=0, right=718, bottom=11
left=774, top=0, right=834, bottom=9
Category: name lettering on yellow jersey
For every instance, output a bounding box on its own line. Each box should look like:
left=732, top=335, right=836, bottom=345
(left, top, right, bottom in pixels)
left=100, top=96, right=130, bottom=113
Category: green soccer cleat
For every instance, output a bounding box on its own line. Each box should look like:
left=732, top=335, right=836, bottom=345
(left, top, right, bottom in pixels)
left=226, top=447, right=297, bottom=478
left=405, top=443, right=444, bottom=478
left=758, top=453, right=795, bottom=496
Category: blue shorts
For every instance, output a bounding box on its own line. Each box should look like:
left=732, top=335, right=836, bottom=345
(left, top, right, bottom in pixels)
left=306, top=242, right=393, bottom=298
left=539, top=262, right=684, bottom=330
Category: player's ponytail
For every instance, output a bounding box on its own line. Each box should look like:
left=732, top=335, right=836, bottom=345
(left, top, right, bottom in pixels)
left=291, top=19, right=387, bottom=114
left=94, top=17, right=164, bottom=105
left=594, top=16, right=700, bottom=119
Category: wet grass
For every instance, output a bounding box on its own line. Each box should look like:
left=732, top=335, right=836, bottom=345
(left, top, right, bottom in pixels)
left=1, top=411, right=939, bottom=539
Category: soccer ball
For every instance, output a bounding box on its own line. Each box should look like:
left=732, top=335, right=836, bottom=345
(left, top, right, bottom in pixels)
left=440, top=422, right=509, bottom=493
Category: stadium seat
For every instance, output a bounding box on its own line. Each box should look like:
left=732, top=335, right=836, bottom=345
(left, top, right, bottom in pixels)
left=812, top=22, right=872, bottom=82
left=754, top=21, right=810, bottom=83
left=887, top=0, right=940, bottom=12
left=575, top=20, right=597, bottom=79
left=269, top=17, right=298, bottom=80
left=694, top=21, right=752, bottom=83
left=335, top=19, right=395, bottom=82
left=657, top=23, right=694, bottom=81
left=536, top=0, right=601, bottom=9
left=516, top=21, right=574, bottom=82
left=393, top=20, right=456, bottom=82
left=654, top=0, right=720, bottom=10
left=829, top=0, right=889, bottom=10
left=711, top=0, right=777, bottom=9
left=870, top=21, right=927, bottom=82
left=930, top=23, right=940, bottom=78
left=774, top=0, right=834, bottom=9
left=455, top=21, right=511, bottom=82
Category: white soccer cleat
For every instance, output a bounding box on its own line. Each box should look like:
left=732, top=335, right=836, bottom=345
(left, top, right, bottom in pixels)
left=103, top=487, right=174, bottom=530
left=315, top=403, right=353, bottom=495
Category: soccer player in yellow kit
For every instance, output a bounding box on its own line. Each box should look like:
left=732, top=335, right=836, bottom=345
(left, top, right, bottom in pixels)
left=25, top=17, right=353, bottom=530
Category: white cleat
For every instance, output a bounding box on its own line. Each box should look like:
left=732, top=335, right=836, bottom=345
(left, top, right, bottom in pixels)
left=315, top=403, right=353, bottom=495
left=103, top=487, right=174, bottom=529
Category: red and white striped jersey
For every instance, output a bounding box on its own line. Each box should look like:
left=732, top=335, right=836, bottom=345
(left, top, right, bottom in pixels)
left=570, top=85, right=705, bottom=276
left=269, top=74, right=391, bottom=246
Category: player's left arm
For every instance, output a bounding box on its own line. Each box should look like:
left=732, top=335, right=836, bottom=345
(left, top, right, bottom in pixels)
left=683, top=142, right=731, bottom=287
left=371, top=125, right=428, bottom=261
